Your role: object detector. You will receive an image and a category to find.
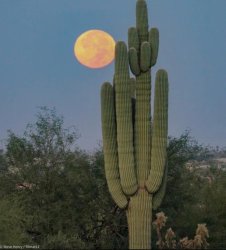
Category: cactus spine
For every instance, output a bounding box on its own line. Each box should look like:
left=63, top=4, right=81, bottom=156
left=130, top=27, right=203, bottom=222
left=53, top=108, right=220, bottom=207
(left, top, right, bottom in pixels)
left=101, top=0, right=169, bottom=249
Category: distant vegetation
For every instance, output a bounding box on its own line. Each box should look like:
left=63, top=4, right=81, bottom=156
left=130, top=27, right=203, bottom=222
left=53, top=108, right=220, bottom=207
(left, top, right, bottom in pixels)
left=0, top=108, right=226, bottom=249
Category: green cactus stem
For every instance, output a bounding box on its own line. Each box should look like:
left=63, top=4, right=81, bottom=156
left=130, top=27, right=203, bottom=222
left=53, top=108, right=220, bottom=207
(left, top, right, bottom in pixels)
left=101, top=82, right=128, bottom=209
left=101, top=0, right=169, bottom=248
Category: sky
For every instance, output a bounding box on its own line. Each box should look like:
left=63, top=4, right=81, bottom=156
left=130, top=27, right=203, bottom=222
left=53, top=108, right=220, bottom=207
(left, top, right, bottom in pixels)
left=0, top=0, right=226, bottom=152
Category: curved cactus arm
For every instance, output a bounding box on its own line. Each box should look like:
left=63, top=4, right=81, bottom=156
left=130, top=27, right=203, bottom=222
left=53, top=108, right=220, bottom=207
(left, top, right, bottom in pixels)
left=152, top=162, right=168, bottom=210
left=145, top=69, right=168, bottom=193
left=149, top=28, right=159, bottom=66
left=101, top=82, right=128, bottom=209
left=114, top=42, right=138, bottom=195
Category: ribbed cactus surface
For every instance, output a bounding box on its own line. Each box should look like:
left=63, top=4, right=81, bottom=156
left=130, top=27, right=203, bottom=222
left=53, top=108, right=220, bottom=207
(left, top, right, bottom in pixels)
left=101, top=0, right=169, bottom=249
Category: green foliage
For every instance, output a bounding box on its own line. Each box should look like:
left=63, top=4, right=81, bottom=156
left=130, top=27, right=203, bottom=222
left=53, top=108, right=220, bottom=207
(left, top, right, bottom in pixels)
left=0, top=150, right=7, bottom=172
left=201, top=171, right=226, bottom=249
left=0, top=107, right=130, bottom=249
left=0, top=107, right=97, bottom=248
left=43, top=231, right=88, bottom=250
left=0, top=196, right=29, bottom=245
left=0, top=105, right=226, bottom=248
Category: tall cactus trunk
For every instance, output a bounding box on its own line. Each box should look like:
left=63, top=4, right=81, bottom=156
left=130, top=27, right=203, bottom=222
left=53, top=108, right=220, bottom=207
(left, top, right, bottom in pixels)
left=100, top=1, right=169, bottom=249
left=126, top=190, right=152, bottom=249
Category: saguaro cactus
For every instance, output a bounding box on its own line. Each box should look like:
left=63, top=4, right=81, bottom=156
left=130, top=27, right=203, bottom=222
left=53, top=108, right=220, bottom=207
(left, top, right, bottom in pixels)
left=101, top=0, right=169, bottom=249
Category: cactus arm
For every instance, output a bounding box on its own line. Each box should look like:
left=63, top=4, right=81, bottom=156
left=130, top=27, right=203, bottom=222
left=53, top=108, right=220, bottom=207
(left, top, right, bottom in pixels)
left=152, top=162, right=168, bottom=210
left=128, top=27, right=140, bottom=52
left=128, top=27, right=140, bottom=75
left=114, top=42, right=138, bottom=195
left=136, top=0, right=149, bottom=43
left=140, top=41, right=151, bottom=72
left=149, top=28, right=159, bottom=66
left=101, top=83, right=128, bottom=209
left=145, top=69, right=169, bottom=193
left=129, top=48, right=140, bottom=76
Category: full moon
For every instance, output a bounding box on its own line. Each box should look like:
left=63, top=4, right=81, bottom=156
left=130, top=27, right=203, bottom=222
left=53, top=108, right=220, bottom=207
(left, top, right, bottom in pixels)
left=74, top=30, right=115, bottom=69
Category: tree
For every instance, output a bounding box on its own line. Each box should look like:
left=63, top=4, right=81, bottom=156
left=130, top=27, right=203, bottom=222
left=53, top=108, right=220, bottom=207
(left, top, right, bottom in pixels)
left=1, top=107, right=96, bottom=248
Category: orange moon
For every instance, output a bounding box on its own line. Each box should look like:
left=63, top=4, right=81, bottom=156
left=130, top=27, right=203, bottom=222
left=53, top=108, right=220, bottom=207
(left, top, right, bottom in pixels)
left=74, top=30, right=115, bottom=69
